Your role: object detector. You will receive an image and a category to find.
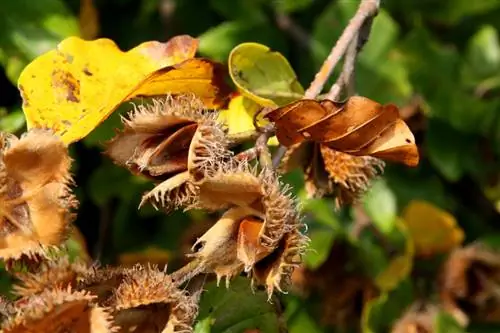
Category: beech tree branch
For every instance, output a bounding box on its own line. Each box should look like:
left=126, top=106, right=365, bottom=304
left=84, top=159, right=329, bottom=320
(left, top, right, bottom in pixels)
left=304, top=0, right=380, bottom=99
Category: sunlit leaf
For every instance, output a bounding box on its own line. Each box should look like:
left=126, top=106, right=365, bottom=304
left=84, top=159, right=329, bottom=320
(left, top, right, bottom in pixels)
left=363, top=179, right=398, bottom=235
left=402, top=200, right=464, bottom=257
left=228, top=42, right=304, bottom=106
left=18, top=35, right=229, bottom=144
left=217, top=94, right=279, bottom=145
left=265, top=96, right=419, bottom=166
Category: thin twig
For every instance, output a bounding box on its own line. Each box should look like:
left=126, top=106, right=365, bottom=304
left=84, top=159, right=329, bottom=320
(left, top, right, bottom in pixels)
left=272, top=146, right=288, bottom=169
left=227, top=130, right=260, bottom=148
left=275, top=12, right=311, bottom=50
left=235, top=147, right=258, bottom=162
left=304, top=0, right=380, bottom=99
left=256, top=124, right=275, bottom=168
left=171, top=258, right=206, bottom=287
left=327, top=34, right=359, bottom=101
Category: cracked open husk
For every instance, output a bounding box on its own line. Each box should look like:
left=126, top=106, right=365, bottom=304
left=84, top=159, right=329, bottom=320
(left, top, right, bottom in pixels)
left=105, top=94, right=229, bottom=212
left=0, top=129, right=77, bottom=261
left=110, top=264, right=197, bottom=333
left=187, top=166, right=308, bottom=296
left=1, top=286, right=116, bottom=333
left=282, top=141, right=384, bottom=206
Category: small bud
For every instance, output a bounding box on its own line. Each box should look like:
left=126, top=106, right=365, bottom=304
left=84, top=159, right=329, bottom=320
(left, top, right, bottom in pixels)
left=0, top=129, right=77, bottom=261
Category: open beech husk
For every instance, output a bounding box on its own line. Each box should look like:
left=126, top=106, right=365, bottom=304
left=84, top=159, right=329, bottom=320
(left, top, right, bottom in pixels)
left=1, top=286, right=116, bottom=333
left=105, top=94, right=229, bottom=212
left=12, top=257, right=90, bottom=298
left=281, top=141, right=384, bottom=206
left=110, top=264, right=197, bottom=333
left=0, top=129, right=77, bottom=261
left=187, top=166, right=308, bottom=296
left=439, top=243, right=500, bottom=326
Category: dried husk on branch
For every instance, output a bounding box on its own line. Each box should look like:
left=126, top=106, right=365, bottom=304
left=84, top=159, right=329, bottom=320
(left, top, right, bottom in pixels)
left=110, top=264, right=197, bottom=333
left=184, top=165, right=308, bottom=297
left=0, top=129, right=77, bottom=262
left=1, top=286, right=116, bottom=333
left=105, top=94, right=229, bottom=211
left=439, top=243, right=500, bottom=326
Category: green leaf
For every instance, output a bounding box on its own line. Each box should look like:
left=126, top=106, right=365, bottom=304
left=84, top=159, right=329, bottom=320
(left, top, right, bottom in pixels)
left=363, top=179, right=397, bottom=235
left=303, top=228, right=335, bottom=269
left=228, top=42, right=304, bottom=106
left=0, top=0, right=79, bottom=82
left=199, top=21, right=287, bottom=63
left=434, top=311, right=467, bottom=333
left=196, top=277, right=281, bottom=333
left=302, top=198, right=342, bottom=230
left=426, top=119, right=479, bottom=181
left=0, top=108, right=25, bottom=133
left=273, top=0, right=313, bottom=13
left=465, top=25, right=500, bottom=80
left=429, top=0, right=500, bottom=24
left=209, top=0, right=266, bottom=23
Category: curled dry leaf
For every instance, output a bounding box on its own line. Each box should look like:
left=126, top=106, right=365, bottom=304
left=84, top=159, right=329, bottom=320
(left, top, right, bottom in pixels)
left=282, top=141, right=384, bottom=204
left=1, top=286, right=116, bottom=333
left=0, top=129, right=77, bottom=261
left=439, top=243, right=500, bottom=326
left=19, top=35, right=230, bottom=144
left=265, top=96, right=419, bottom=167
left=187, top=166, right=308, bottom=297
left=110, top=264, right=197, bottom=333
left=105, top=94, right=229, bottom=212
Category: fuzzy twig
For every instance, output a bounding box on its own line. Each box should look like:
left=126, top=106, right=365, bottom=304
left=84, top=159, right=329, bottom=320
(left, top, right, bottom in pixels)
left=304, top=0, right=380, bottom=99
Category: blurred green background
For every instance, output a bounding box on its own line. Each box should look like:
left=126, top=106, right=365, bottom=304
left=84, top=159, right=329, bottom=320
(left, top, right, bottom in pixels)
left=1, top=0, right=500, bottom=332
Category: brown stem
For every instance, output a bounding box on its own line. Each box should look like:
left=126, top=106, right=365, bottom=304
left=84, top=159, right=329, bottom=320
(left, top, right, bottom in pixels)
left=327, top=33, right=359, bottom=101
left=304, top=0, right=380, bottom=98
left=171, top=257, right=206, bottom=287
left=256, top=125, right=274, bottom=168
left=235, top=147, right=258, bottom=162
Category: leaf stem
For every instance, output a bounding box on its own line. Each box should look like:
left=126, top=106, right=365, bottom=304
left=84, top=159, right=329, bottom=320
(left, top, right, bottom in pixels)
left=304, top=0, right=380, bottom=99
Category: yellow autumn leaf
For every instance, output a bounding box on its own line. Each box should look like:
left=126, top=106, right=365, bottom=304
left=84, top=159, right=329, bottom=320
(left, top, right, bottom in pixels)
left=375, top=219, right=414, bottom=292
left=118, top=246, right=171, bottom=267
left=218, top=94, right=279, bottom=146
left=402, top=200, right=464, bottom=257
left=228, top=42, right=304, bottom=107
left=18, top=35, right=229, bottom=144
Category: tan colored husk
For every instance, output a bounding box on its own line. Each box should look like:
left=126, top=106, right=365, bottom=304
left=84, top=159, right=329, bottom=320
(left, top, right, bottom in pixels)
left=110, top=264, right=197, bottom=333
left=12, top=257, right=89, bottom=297
left=187, top=165, right=307, bottom=296
left=281, top=141, right=383, bottom=206
left=1, top=286, right=116, bottom=333
left=106, top=95, right=229, bottom=212
left=0, top=129, right=77, bottom=261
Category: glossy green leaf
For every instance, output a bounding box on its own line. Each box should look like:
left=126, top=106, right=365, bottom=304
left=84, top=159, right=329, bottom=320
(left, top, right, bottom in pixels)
left=196, top=277, right=281, bottom=333
left=228, top=42, right=304, bottom=106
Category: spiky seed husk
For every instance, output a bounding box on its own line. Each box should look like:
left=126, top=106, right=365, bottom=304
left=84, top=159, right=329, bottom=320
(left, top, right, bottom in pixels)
left=107, top=95, right=229, bottom=212
left=186, top=164, right=307, bottom=296
left=12, top=257, right=90, bottom=298
left=110, top=264, right=197, bottom=333
left=2, top=286, right=116, bottom=333
left=319, top=145, right=384, bottom=206
left=0, top=129, right=77, bottom=261
left=439, top=243, right=500, bottom=326
left=280, top=141, right=383, bottom=206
